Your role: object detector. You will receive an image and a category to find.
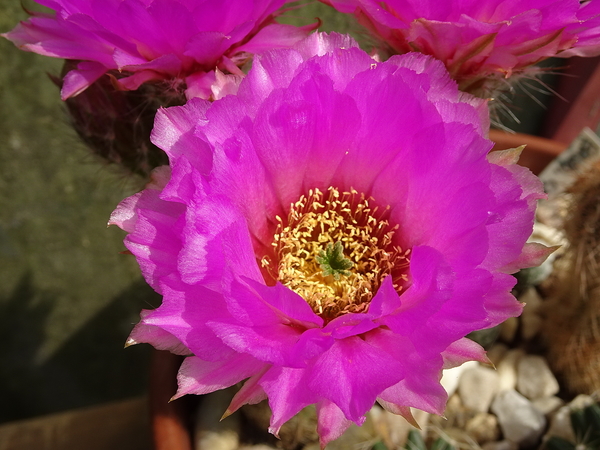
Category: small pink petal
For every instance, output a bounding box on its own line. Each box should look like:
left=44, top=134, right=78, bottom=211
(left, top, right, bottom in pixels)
left=376, top=400, right=420, bottom=428
left=173, top=354, right=266, bottom=399
left=500, top=242, right=559, bottom=273
left=308, top=336, right=404, bottom=422
left=114, top=69, right=166, bottom=91
left=126, top=310, right=190, bottom=355
left=184, top=70, right=216, bottom=100
left=224, top=367, right=269, bottom=418
left=316, top=400, right=358, bottom=449
left=441, top=337, right=488, bottom=369
left=60, top=61, right=107, bottom=99
left=211, top=69, right=244, bottom=100
left=259, top=366, right=320, bottom=436
left=107, top=166, right=172, bottom=231
left=234, top=22, right=318, bottom=55
left=487, top=145, right=526, bottom=167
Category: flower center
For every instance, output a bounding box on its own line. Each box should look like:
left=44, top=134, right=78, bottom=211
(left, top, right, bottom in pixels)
left=262, top=187, right=410, bottom=321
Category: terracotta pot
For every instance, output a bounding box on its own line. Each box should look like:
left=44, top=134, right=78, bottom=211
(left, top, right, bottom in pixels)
left=149, top=131, right=565, bottom=450
left=489, top=129, right=566, bottom=175
left=150, top=350, right=193, bottom=450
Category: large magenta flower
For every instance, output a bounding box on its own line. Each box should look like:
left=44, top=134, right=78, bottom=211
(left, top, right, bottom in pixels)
left=323, top=0, right=600, bottom=96
left=110, top=33, right=548, bottom=446
left=3, top=0, right=314, bottom=100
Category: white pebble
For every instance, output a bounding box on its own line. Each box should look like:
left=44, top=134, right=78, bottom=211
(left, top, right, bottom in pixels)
left=238, top=445, right=278, bottom=450
left=194, top=389, right=240, bottom=450
left=465, top=412, right=500, bottom=444
left=568, top=394, right=595, bottom=410
left=491, top=390, right=546, bottom=447
left=516, top=355, right=559, bottom=400
left=197, top=431, right=239, bottom=450
left=458, top=365, right=500, bottom=413
left=497, top=349, right=524, bottom=392
left=441, top=361, right=478, bottom=397
left=532, top=396, right=564, bottom=417
left=545, top=405, right=576, bottom=442
left=482, top=440, right=519, bottom=450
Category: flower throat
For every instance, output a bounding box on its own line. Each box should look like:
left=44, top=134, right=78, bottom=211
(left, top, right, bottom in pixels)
left=262, top=187, right=410, bottom=321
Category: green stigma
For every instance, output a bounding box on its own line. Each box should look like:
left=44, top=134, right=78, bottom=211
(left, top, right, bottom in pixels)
left=316, top=241, right=354, bottom=280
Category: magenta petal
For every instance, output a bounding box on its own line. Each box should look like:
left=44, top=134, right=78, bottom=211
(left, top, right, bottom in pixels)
left=136, top=281, right=234, bottom=362
left=207, top=280, right=331, bottom=367
left=365, top=327, right=446, bottom=415
left=324, top=314, right=378, bottom=339
left=109, top=32, right=547, bottom=444
left=441, top=338, right=488, bottom=369
left=316, top=400, right=357, bottom=448
left=206, top=280, right=320, bottom=367
left=109, top=192, right=142, bottom=233
left=381, top=246, right=454, bottom=335
left=250, top=73, right=362, bottom=206
left=259, top=366, right=320, bottom=436
left=151, top=99, right=212, bottom=174
left=115, top=69, right=165, bottom=91
left=324, top=0, right=600, bottom=93
left=176, top=193, right=263, bottom=287
left=294, top=31, right=360, bottom=58
left=60, top=61, right=106, bottom=99
left=109, top=167, right=185, bottom=292
left=287, top=328, right=335, bottom=365
left=366, top=275, right=403, bottom=318
left=482, top=164, right=543, bottom=271
left=416, top=269, right=493, bottom=347
left=478, top=273, right=524, bottom=326
left=206, top=314, right=304, bottom=367
left=226, top=368, right=269, bottom=416
left=5, top=0, right=305, bottom=97
left=108, top=165, right=176, bottom=231
left=126, top=310, right=190, bottom=356
left=308, top=337, right=404, bottom=421
left=244, top=280, right=323, bottom=328
left=500, top=242, right=558, bottom=273
left=183, top=31, right=234, bottom=65
left=235, top=22, right=318, bottom=55
left=174, top=353, right=266, bottom=399
left=378, top=369, right=447, bottom=416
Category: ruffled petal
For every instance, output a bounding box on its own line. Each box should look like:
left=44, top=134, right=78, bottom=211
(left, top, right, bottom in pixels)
left=60, top=61, right=107, bottom=99
left=109, top=33, right=546, bottom=445
left=224, top=367, right=270, bottom=417
left=234, top=22, right=318, bottom=55
left=126, top=310, right=191, bottom=356
left=441, top=337, right=489, bottom=369
left=174, top=353, right=267, bottom=399
left=308, top=336, right=404, bottom=422
left=259, top=366, right=320, bottom=436
left=316, top=400, right=357, bottom=448
left=4, top=0, right=303, bottom=98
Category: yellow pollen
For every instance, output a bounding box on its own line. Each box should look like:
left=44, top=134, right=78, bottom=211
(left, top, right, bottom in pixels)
left=261, top=187, right=410, bottom=321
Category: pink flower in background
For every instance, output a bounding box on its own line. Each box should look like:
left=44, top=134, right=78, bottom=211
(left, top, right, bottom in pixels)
left=3, top=0, right=314, bottom=100
left=110, top=33, right=548, bottom=446
left=323, top=0, right=600, bottom=96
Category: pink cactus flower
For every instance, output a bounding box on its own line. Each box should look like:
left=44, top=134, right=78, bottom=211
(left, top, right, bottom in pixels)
left=110, top=33, right=549, bottom=447
left=322, top=0, right=600, bottom=96
left=3, top=0, right=315, bottom=100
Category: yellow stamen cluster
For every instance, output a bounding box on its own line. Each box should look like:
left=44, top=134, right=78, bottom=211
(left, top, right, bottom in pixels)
left=261, top=187, right=410, bottom=321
